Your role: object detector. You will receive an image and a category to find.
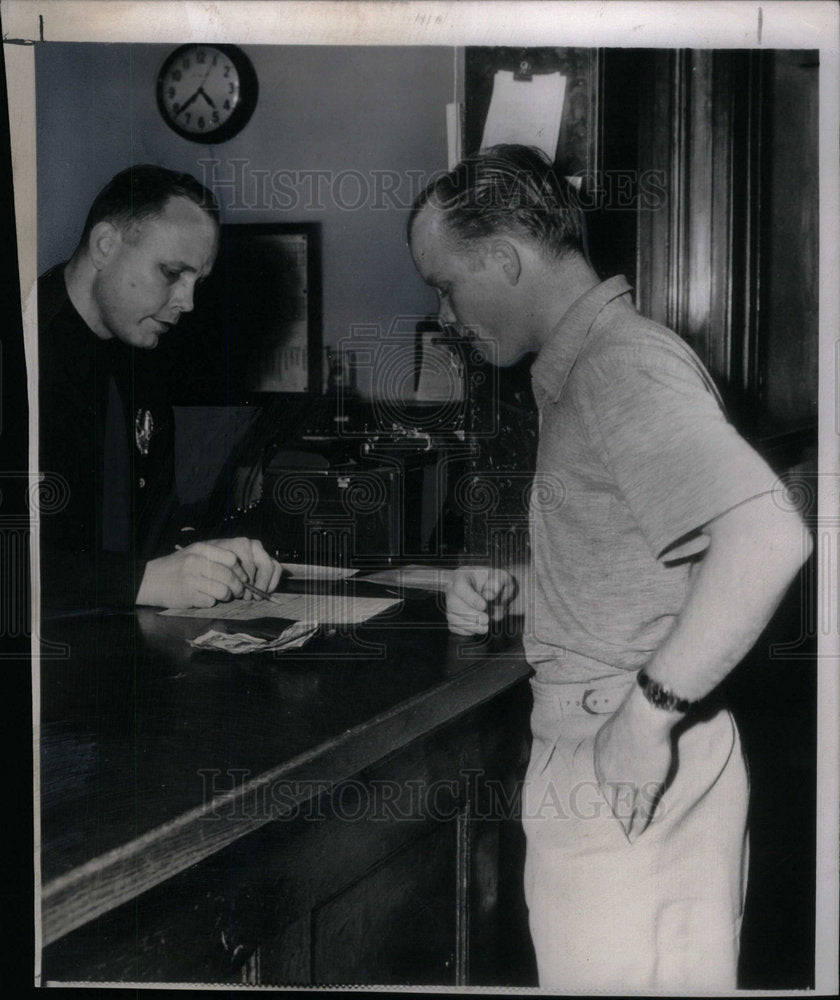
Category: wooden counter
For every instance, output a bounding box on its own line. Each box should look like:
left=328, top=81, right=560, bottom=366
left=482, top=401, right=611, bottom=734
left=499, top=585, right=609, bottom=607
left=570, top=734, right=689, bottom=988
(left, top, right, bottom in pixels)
left=38, top=586, right=535, bottom=986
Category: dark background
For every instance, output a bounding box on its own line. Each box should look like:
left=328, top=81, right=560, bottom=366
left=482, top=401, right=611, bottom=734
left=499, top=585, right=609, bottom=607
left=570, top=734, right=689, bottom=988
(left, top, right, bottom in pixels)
left=0, top=18, right=35, bottom=998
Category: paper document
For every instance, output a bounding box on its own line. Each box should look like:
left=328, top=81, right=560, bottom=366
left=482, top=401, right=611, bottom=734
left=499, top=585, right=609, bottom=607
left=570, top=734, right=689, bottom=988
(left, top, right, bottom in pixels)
left=161, top=592, right=400, bottom=625
left=281, top=563, right=358, bottom=580
left=447, top=100, right=464, bottom=170
left=481, top=70, right=566, bottom=161
left=358, top=565, right=454, bottom=593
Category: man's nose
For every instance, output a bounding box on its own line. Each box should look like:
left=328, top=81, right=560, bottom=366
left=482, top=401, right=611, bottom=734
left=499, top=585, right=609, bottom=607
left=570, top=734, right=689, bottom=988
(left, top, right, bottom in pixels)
left=169, top=278, right=196, bottom=314
left=438, top=297, right=456, bottom=326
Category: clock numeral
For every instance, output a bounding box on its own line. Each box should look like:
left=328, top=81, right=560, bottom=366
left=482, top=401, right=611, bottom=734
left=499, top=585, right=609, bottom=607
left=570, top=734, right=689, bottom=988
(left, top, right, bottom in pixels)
left=161, top=45, right=254, bottom=140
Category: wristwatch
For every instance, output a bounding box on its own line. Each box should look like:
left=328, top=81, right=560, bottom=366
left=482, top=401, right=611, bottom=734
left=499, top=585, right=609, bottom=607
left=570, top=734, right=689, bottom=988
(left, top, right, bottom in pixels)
left=637, top=669, right=695, bottom=714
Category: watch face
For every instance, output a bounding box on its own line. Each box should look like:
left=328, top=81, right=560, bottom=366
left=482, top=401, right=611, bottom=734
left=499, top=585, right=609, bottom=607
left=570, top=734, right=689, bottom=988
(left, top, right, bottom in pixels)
left=157, top=44, right=257, bottom=143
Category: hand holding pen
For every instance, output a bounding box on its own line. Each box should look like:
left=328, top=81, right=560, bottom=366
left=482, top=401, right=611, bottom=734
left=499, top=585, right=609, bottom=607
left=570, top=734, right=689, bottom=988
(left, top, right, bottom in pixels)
left=136, top=536, right=282, bottom=609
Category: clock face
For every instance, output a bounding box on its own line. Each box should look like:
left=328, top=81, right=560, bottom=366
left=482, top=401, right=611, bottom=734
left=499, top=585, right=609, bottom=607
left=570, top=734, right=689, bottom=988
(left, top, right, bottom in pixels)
left=157, top=44, right=258, bottom=143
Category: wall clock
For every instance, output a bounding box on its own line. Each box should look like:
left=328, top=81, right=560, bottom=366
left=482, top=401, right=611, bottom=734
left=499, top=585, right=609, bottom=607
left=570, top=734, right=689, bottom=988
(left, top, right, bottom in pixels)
left=157, top=44, right=258, bottom=143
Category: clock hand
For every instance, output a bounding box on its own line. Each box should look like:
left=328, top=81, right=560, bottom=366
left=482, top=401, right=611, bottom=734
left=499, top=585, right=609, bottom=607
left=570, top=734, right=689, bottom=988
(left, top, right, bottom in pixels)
left=175, top=89, right=202, bottom=117
left=197, top=86, right=217, bottom=110
left=175, top=59, right=215, bottom=118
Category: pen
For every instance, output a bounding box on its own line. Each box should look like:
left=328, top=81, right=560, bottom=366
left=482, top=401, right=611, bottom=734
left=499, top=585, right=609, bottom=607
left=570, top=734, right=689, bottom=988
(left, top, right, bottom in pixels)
left=240, top=578, right=282, bottom=603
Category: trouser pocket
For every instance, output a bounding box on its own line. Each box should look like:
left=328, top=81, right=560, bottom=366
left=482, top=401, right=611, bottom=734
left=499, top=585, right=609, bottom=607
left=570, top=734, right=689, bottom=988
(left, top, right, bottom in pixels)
left=571, top=732, right=660, bottom=846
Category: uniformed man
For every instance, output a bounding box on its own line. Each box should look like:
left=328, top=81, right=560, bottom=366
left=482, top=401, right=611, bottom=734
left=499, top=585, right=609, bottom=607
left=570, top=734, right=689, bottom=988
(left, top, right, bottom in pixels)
left=38, top=164, right=280, bottom=612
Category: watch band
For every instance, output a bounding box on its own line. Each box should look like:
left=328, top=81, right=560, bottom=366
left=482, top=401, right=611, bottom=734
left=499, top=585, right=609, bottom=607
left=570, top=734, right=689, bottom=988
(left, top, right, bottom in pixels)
left=636, top=669, right=695, bottom=714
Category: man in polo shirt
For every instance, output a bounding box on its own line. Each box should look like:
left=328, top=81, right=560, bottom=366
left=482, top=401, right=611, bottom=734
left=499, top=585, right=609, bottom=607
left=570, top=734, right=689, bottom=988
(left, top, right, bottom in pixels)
left=407, top=145, right=811, bottom=990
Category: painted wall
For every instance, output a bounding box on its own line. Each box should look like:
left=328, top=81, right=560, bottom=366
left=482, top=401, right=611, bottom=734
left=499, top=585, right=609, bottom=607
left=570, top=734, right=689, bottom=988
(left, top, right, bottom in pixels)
left=35, top=42, right=451, bottom=392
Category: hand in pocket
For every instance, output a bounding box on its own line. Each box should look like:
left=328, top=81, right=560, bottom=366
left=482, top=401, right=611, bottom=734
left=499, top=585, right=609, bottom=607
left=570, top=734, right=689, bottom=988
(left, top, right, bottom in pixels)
left=593, top=687, right=677, bottom=842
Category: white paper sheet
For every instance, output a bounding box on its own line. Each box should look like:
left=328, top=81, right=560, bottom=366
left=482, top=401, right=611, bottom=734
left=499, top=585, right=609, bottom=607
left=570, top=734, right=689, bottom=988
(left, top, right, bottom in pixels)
left=358, top=565, right=454, bottom=593
left=481, top=70, right=566, bottom=160
left=447, top=100, right=464, bottom=170
left=161, top=592, right=400, bottom=625
left=281, top=563, right=358, bottom=580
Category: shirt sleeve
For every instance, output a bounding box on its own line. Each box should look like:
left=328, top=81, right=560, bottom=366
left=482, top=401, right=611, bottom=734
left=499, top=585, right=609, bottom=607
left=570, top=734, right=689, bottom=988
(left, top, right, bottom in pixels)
left=574, top=344, right=781, bottom=560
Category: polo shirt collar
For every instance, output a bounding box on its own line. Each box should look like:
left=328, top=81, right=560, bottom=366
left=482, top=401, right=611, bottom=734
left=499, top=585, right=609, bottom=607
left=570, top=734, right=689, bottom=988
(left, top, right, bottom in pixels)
left=531, top=274, right=633, bottom=404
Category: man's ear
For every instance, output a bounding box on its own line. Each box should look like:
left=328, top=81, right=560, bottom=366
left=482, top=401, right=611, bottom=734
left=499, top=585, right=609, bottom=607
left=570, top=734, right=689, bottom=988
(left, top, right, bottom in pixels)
left=88, top=221, right=120, bottom=270
left=489, top=238, right=522, bottom=285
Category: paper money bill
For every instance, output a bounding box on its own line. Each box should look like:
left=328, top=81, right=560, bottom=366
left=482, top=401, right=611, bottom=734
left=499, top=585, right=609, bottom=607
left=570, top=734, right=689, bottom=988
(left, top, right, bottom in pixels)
left=189, top=620, right=318, bottom=654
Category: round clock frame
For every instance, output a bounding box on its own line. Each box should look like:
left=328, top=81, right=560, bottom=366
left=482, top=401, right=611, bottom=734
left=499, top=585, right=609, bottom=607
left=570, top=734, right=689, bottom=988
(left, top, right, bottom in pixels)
left=156, top=43, right=258, bottom=144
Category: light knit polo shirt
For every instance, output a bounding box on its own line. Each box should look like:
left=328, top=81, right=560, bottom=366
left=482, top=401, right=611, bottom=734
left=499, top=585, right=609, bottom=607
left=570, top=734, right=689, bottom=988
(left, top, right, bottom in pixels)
left=525, top=275, right=781, bottom=683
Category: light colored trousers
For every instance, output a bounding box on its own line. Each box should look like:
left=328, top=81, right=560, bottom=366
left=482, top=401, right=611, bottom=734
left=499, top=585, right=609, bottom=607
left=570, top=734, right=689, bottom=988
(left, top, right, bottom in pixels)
left=523, top=675, right=749, bottom=992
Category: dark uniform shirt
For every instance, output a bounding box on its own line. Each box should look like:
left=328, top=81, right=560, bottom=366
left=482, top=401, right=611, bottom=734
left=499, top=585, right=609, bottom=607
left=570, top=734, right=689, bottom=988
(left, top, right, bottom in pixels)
left=38, top=265, right=177, bottom=612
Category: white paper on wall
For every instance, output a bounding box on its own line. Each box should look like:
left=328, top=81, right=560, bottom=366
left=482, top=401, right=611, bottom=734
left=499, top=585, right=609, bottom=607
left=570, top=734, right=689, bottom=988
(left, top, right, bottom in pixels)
left=446, top=101, right=464, bottom=171
left=480, top=70, right=567, bottom=161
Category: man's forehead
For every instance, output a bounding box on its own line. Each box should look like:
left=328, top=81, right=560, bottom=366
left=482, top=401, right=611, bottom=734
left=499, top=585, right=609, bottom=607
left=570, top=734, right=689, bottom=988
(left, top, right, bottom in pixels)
left=412, top=204, right=445, bottom=244
left=411, top=205, right=488, bottom=281
left=411, top=205, right=453, bottom=268
left=142, top=197, right=216, bottom=235
left=133, top=197, right=218, bottom=260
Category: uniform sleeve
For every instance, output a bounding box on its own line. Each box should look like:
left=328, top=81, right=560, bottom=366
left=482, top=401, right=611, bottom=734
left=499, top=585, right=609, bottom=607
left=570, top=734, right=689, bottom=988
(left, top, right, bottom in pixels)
left=574, top=347, right=781, bottom=560
left=38, top=395, right=148, bottom=612
left=37, top=327, right=154, bottom=613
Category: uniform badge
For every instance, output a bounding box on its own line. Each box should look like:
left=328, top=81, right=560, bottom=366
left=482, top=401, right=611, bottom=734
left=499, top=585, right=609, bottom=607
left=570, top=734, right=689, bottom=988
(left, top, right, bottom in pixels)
left=135, top=408, right=154, bottom=456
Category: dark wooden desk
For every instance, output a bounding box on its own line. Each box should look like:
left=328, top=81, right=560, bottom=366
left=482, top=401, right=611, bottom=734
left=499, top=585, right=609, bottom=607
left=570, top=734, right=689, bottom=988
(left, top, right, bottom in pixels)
left=39, top=588, right=535, bottom=986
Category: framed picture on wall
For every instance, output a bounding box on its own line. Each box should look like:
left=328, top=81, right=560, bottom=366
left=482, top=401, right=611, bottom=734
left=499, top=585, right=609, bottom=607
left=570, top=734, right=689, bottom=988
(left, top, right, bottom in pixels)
left=198, top=222, right=322, bottom=396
